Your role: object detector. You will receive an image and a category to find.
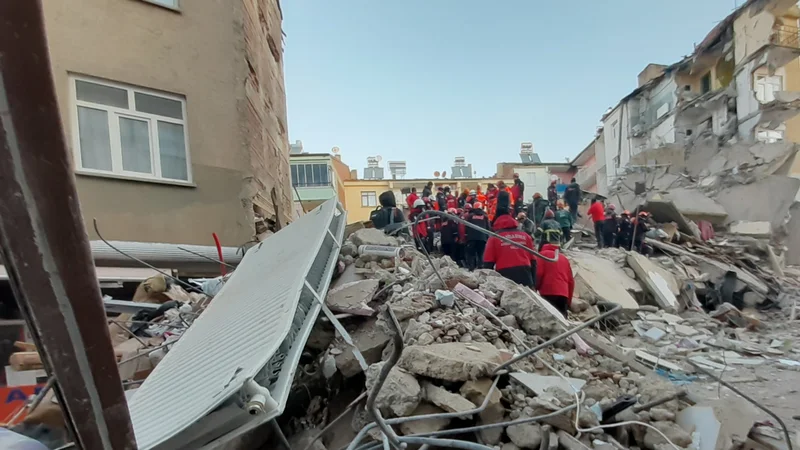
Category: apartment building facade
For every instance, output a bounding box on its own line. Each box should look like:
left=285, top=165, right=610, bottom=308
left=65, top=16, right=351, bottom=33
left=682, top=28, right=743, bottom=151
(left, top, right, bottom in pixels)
left=290, top=153, right=352, bottom=212
left=41, top=0, right=292, bottom=246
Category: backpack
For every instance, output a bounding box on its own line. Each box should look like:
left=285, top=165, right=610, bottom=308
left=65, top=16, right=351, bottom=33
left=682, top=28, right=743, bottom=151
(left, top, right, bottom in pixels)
left=370, top=207, right=406, bottom=235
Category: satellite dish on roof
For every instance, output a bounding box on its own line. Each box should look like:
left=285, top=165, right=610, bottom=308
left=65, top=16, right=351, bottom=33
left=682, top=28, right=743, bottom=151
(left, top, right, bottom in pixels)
left=376, top=155, right=383, bottom=162
left=434, top=171, right=441, bottom=177
left=332, top=146, right=340, bottom=154
left=442, top=171, right=447, bottom=178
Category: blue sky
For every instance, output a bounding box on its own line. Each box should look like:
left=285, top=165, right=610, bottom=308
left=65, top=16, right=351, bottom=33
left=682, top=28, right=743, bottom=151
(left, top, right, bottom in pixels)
left=282, top=1, right=739, bottom=178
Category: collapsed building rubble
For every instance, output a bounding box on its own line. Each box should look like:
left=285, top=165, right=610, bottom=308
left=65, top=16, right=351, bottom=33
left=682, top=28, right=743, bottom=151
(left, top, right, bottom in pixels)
left=272, top=203, right=800, bottom=450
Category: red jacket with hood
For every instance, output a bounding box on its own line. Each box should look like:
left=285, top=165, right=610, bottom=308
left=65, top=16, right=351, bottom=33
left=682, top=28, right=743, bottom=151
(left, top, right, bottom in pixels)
left=535, top=243, right=575, bottom=303
left=483, top=215, right=536, bottom=270
left=406, top=192, right=419, bottom=209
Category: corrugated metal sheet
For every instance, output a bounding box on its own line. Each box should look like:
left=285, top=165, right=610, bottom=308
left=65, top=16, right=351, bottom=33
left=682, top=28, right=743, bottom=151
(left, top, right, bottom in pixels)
left=129, top=199, right=345, bottom=449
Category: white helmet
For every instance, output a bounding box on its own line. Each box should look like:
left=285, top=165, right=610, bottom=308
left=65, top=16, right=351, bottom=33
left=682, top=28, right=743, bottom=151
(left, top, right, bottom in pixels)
left=413, top=199, right=425, bottom=208
left=470, top=190, right=476, bottom=195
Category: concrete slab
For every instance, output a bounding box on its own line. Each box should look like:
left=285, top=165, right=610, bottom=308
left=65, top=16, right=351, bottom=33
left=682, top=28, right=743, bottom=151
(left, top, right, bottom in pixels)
left=662, top=188, right=729, bottom=225
left=326, top=279, right=379, bottom=316
left=643, top=196, right=698, bottom=235
left=786, top=202, right=800, bottom=266
left=399, top=342, right=502, bottom=382
left=729, top=220, right=772, bottom=238
left=627, top=252, right=679, bottom=312
left=422, top=381, right=476, bottom=414
left=569, top=251, right=641, bottom=310
left=716, top=175, right=800, bottom=230
left=510, top=373, right=586, bottom=397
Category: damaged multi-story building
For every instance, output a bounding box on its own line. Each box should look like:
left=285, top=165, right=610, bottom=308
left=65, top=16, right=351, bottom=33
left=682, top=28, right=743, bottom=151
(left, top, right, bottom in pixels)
left=589, top=0, right=800, bottom=196
left=40, top=0, right=293, bottom=245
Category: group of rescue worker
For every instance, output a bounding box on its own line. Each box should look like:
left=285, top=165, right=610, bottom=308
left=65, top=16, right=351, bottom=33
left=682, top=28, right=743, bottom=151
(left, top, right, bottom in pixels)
left=587, top=197, right=653, bottom=255
left=369, top=175, right=576, bottom=317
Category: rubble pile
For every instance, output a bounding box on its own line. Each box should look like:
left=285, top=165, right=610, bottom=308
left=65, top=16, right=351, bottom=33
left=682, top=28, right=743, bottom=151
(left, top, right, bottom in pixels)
left=286, top=212, right=800, bottom=450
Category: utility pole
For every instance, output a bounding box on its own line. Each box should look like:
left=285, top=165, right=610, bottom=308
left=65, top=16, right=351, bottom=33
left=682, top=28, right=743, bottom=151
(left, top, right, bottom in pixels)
left=0, top=1, right=136, bottom=448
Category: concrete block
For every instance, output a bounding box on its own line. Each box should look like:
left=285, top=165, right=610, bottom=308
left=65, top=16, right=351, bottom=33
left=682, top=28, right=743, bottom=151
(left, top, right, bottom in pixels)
left=729, top=220, right=772, bottom=238
left=422, top=381, right=476, bottom=413
left=399, top=342, right=501, bottom=381
left=364, top=362, right=421, bottom=417
left=569, top=251, right=641, bottom=310
left=399, top=404, right=450, bottom=435
left=627, top=252, right=679, bottom=312
left=326, top=279, right=379, bottom=316
left=510, top=373, right=586, bottom=397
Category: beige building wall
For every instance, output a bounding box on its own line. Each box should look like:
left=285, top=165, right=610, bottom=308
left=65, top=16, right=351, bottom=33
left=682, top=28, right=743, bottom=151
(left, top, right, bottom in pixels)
left=41, top=0, right=291, bottom=246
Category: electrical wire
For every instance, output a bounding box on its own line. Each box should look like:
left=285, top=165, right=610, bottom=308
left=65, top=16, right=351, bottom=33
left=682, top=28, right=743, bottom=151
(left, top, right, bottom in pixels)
left=93, top=218, right=198, bottom=292
left=176, top=246, right=237, bottom=270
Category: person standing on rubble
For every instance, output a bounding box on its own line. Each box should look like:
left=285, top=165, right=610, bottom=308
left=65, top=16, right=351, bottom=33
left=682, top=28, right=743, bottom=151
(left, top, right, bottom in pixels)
left=422, top=181, right=433, bottom=198
left=485, top=183, right=498, bottom=221
left=483, top=213, right=537, bottom=287
left=528, top=193, right=550, bottom=228
left=511, top=174, right=525, bottom=214
left=493, top=188, right=514, bottom=225
left=445, top=187, right=458, bottom=210
left=464, top=201, right=490, bottom=270
left=564, top=178, right=581, bottom=221
left=406, top=187, right=419, bottom=210
left=547, top=179, right=558, bottom=210
left=535, top=232, right=575, bottom=317
left=616, top=210, right=634, bottom=250
left=554, top=200, right=574, bottom=243
left=458, top=188, right=469, bottom=208
left=632, top=211, right=653, bottom=255
left=435, top=186, right=447, bottom=211
left=517, top=212, right=535, bottom=236
left=441, top=208, right=460, bottom=261
left=588, top=197, right=606, bottom=248
left=602, top=203, right=618, bottom=248
left=371, top=191, right=406, bottom=234
left=535, top=209, right=562, bottom=251
left=409, top=198, right=432, bottom=252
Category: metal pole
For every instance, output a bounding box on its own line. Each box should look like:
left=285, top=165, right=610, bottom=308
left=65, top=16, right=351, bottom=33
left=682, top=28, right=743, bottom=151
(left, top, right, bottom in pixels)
left=0, top=1, right=136, bottom=449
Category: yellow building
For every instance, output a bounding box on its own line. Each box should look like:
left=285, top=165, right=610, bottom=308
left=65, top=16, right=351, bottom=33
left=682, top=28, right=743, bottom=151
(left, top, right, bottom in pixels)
left=343, top=178, right=512, bottom=223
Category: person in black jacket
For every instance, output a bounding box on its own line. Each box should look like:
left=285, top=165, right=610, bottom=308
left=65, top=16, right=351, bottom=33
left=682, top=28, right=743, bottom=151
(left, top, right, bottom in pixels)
left=435, top=187, right=447, bottom=211
left=563, top=178, right=581, bottom=221
left=464, top=202, right=490, bottom=270
left=440, top=208, right=460, bottom=261
left=370, top=191, right=406, bottom=233
left=616, top=210, right=633, bottom=250
left=493, top=190, right=513, bottom=225
left=422, top=181, right=433, bottom=198
left=546, top=180, right=558, bottom=210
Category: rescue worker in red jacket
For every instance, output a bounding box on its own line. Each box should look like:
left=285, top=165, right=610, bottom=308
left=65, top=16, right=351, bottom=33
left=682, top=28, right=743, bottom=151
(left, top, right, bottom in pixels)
left=587, top=198, right=606, bottom=248
left=510, top=174, right=525, bottom=214
left=445, top=187, right=458, bottom=210
left=409, top=198, right=432, bottom=252
left=406, top=187, right=419, bottom=210
left=535, top=232, right=575, bottom=318
left=465, top=202, right=490, bottom=270
left=483, top=214, right=537, bottom=287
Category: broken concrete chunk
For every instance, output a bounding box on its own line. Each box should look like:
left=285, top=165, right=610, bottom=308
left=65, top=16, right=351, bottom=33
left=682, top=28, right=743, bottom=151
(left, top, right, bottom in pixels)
left=326, top=279, right=379, bottom=316
left=387, top=292, right=436, bottom=321
left=627, top=252, right=679, bottom=312
left=364, top=362, right=422, bottom=417
left=643, top=326, right=666, bottom=343
left=398, top=403, right=450, bottom=436
left=349, top=228, right=399, bottom=247
left=422, top=381, right=476, bottom=413
left=643, top=421, right=692, bottom=450
left=500, top=286, right=561, bottom=336
left=506, top=422, right=543, bottom=449
left=334, top=317, right=391, bottom=377
left=460, top=378, right=505, bottom=444
left=399, top=342, right=501, bottom=381
left=510, top=373, right=586, bottom=397
left=729, top=220, right=772, bottom=238
left=569, top=251, right=641, bottom=310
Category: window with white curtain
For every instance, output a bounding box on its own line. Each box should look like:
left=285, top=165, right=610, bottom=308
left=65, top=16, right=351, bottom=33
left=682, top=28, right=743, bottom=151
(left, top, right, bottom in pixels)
left=71, top=77, right=191, bottom=183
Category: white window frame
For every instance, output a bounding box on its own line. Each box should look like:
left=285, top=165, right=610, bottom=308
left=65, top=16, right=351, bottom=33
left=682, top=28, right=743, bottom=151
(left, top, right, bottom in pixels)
left=69, top=75, right=193, bottom=186
left=361, top=191, right=377, bottom=207
left=754, top=74, right=783, bottom=103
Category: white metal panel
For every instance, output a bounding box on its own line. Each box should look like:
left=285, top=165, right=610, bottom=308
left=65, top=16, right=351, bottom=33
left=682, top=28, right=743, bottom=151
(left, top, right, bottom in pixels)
left=129, top=199, right=344, bottom=449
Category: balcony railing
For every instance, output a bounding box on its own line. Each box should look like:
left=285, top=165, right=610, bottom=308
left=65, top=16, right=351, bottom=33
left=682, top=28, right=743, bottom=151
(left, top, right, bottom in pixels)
left=773, top=25, right=800, bottom=48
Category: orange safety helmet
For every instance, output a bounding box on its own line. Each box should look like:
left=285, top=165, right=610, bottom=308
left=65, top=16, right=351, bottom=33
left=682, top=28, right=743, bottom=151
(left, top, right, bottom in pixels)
left=622, top=210, right=631, bottom=216
left=473, top=201, right=483, bottom=210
